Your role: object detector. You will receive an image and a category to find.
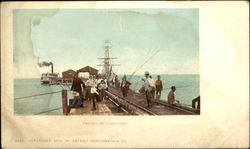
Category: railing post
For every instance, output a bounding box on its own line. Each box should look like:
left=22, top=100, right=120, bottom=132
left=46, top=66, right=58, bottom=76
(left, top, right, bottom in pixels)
left=62, top=90, right=68, bottom=115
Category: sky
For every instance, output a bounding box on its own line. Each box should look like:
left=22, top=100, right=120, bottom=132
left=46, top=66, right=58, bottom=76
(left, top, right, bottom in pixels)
left=14, top=9, right=199, bottom=78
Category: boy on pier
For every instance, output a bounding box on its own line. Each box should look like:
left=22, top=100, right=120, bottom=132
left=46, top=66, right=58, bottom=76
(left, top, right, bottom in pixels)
left=155, top=75, right=163, bottom=100
left=167, top=86, right=180, bottom=104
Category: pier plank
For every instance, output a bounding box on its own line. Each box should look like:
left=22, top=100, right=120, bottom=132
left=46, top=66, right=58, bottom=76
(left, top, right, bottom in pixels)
left=68, top=100, right=112, bottom=115
left=108, top=86, right=195, bottom=115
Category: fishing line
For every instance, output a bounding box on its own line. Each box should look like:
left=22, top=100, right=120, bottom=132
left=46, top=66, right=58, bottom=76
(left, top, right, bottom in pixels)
left=162, top=85, right=199, bottom=90
left=133, top=48, right=154, bottom=71
left=14, top=91, right=62, bottom=100
left=130, top=79, right=141, bottom=91
left=146, top=47, right=156, bottom=57
left=34, top=107, right=62, bottom=115
left=58, top=83, right=69, bottom=90
left=130, top=48, right=157, bottom=77
left=128, top=48, right=160, bottom=81
left=180, top=103, right=192, bottom=107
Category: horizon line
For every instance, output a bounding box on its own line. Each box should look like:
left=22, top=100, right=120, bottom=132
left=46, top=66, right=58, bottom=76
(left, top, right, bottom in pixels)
left=14, top=74, right=200, bottom=79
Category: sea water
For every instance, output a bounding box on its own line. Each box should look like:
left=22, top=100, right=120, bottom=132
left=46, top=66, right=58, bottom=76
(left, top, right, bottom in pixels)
left=14, top=74, right=199, bottom=115
left=128, top=74, right=200, bottom=106
left=14, top=78, right=72, bottom=115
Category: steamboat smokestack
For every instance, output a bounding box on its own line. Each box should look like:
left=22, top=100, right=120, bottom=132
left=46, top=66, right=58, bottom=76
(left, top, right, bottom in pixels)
left=50, top=62, right=53, bottom=73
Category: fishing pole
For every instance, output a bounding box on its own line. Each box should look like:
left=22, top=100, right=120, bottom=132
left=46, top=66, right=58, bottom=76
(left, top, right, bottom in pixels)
left=128, top=48, right=161, bottom=81
left=135, top=47, right=154, bottom=71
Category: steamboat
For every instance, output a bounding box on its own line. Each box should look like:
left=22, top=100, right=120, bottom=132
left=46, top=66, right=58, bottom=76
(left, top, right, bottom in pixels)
left=40, top=62, right=60, bottom=84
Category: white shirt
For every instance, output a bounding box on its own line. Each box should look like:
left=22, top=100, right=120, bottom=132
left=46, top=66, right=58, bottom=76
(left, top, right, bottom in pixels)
left=148, top=78, right=155, bottom=88
left=121, top=80, right=127, bottom=87
left=86, top=79, right=98, bottom=94
left=86, top=79, right=97, bottom=87
left=143, top=77, right=155, bottom=91
left=91, top=87, right=98, bottom=94
left=144, top=77, right=150, bottom=91
left=97, top=79, right=102, bottom=84
left=98, top=83, right=108, bottom=90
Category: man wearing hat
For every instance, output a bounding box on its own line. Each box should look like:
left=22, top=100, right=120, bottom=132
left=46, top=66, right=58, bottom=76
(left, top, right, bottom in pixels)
left=143, top=71, right=154, bottom=107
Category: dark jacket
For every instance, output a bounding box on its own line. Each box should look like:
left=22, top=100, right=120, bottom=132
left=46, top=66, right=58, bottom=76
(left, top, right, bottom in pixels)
left=71, top=77, right=85, bottom=93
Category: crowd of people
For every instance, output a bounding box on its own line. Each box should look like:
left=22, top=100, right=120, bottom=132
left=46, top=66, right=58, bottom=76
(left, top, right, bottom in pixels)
left=71, top=73, right=108, bottom=110
left=110, top=71, right=181, bottom=108
left=70, top=72, right=200, bottom=110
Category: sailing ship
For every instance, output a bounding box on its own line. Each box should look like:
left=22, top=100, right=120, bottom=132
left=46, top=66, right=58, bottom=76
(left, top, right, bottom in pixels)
left=97, top=40, right=119, bottom=81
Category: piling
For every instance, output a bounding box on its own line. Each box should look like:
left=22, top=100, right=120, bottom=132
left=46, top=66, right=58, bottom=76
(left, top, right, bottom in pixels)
left=61, top=90, right=68, bottom=115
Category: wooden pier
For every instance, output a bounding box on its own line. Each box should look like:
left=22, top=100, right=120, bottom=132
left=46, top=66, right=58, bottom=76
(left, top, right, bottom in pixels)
left=68, top=100, right=112, bottom=115
left=61, top=87, right=199, bottom=116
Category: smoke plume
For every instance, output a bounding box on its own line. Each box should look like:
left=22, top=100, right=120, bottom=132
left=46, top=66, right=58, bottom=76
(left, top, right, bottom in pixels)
left=38, top=61, right=53, bottom=67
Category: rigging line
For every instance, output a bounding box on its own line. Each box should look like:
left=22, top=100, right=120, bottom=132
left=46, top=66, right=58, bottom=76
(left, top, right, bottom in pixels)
left=14, top=91, right=61, bottom=100
left=128, top=48, right=161, bottom=81
left=34, top=107, right=62, bottom=115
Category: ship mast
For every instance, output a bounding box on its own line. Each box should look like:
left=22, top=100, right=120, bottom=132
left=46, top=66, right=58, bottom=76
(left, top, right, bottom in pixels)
left=97, top=40, right=119, bottom=79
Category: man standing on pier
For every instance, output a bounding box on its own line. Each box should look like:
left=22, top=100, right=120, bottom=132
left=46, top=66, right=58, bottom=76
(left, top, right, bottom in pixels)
left=71, top=73, right=85, bottom=103
left=114, top=75, right=119, bottom=88
left=143, top=71, right=154, bottom=108
left=121, top=75, right=127, bottom=97
left=155, top=75, right=163, bottom=99
left=121, top=75, right=131, bottom=97
left=87, top=75, right=98, bottom=110
left=149, top=75, right=156, bottom=100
